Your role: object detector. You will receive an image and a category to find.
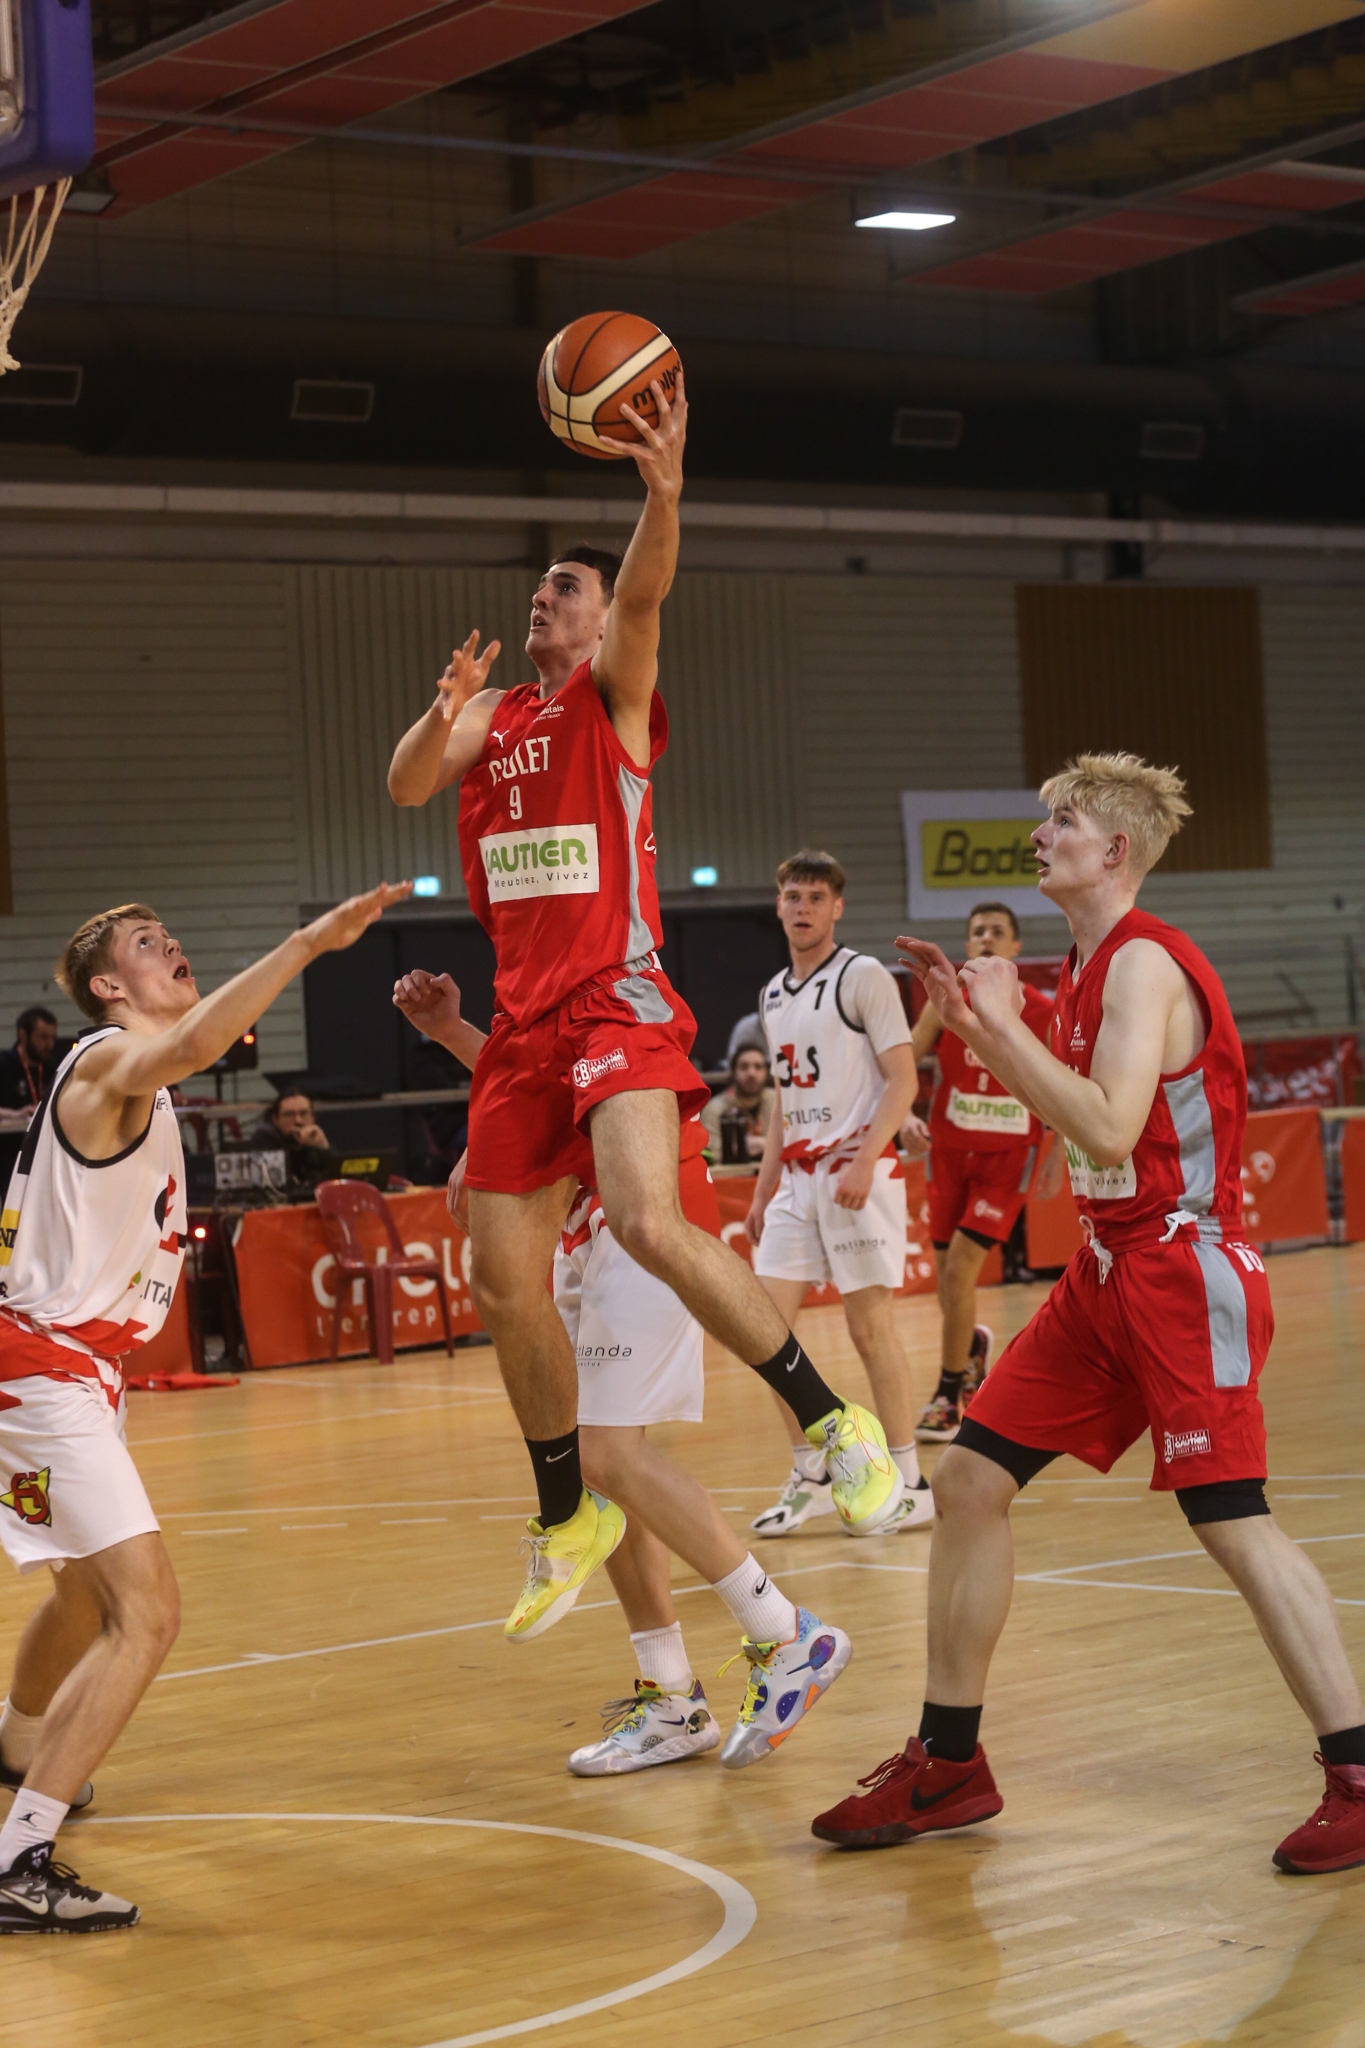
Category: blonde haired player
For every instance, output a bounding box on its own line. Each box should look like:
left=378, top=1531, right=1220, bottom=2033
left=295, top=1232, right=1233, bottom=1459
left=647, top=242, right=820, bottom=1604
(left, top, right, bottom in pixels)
left=394, top=967, right=852, bottom=1774
left=0, top=883, right=409, bottom=1932
left=814, top=755, right=1365, bottom=1876
left=748, top=849, right=931, bottom=1537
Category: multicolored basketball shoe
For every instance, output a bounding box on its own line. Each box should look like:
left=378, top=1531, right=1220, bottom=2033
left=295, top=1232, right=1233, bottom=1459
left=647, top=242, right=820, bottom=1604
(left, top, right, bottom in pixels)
left=750, top=1466, right=836, bottom=1537
left=718, top=1608, right=852, bottom=1770
left=811, top=1738, right=1003, bottom=1848
left=1273, top=1755, right=1365, bottom=1873
left=808, top=1403, right=905, bottom=1535
left=504, top=1488, right=625, bottom=1643
left=568, top=1680, right=719, bottom=1776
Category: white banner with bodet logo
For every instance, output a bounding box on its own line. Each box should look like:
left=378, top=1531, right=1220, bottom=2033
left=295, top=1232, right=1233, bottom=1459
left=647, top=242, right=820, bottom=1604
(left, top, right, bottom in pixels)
left=900, top=787, right=1065, bottom=923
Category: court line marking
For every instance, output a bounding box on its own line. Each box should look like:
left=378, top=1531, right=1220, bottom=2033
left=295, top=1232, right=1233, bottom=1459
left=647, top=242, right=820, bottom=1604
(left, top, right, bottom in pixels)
left=132, top=1395, right=507, bottom=1448
left=158, top=1498, right=536, bottom=1517
left=78, top=1811, right=757, bottom=2048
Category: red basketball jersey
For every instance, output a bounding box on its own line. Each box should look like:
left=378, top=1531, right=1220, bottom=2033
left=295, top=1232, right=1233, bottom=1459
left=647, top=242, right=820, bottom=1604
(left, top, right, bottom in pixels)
left=930, top=982, right=1054, bottom=1153
left=458, top=661, right=667, bottom=1026
left=1052, top=907, right=1247, bottom=1251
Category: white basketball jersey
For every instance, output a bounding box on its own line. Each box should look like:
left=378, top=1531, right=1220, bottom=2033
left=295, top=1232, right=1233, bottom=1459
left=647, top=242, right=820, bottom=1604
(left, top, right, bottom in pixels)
left=760, top=948, right=910, bottom=1169
left=0, top=1028, right=187, bottom=1361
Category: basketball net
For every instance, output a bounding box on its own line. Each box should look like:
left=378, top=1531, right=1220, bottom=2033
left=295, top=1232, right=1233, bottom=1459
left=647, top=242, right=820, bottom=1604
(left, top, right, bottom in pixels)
left=0, top=177, right=71, bottom=375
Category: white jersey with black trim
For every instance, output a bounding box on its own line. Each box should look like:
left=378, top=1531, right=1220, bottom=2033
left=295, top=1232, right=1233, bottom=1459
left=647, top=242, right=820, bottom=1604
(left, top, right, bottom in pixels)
left=760, top=947, right=911, bottom=1169
left=0, top=1027, right=187, bottom=1361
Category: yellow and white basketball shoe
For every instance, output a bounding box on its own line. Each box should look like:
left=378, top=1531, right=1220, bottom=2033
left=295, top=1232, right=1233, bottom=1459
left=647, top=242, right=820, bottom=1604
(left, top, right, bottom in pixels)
left=504, top=1489, right=626, bottom=1643
left=806, top=1403, right=905, bottom=1535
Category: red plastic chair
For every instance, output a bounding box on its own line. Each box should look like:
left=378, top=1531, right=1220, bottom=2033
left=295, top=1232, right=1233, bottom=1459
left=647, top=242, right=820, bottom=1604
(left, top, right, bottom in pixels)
left=315, top=1180, right=454, bottom=1365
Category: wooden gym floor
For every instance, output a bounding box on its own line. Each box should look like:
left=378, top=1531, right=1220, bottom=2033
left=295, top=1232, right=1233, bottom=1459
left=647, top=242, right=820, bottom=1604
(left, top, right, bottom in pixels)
left=1, top=1245, right=1363, bottom=2048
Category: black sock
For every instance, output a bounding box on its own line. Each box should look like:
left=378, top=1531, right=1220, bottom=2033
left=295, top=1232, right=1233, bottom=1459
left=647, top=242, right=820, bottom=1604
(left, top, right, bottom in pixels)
left=1319, top=1723, right=1365, bottom=1767
left=748, top=1333, right=842, bottom=1435
left=526, top=1428, right=583, bottom=1530
left=937, top=1371, right=966, bottom=1399
left=918, top=1701, right=982, bottom=1763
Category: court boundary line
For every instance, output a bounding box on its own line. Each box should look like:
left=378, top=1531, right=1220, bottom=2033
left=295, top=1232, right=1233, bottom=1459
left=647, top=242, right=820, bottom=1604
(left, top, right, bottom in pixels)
left=78, top=1811, right=756, bottom=2048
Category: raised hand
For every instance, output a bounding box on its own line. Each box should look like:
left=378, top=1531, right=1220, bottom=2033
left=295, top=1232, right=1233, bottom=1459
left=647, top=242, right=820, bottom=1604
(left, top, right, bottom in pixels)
left=305, top=881, right=413, bottom=954
left=437, top=629, right=502, bottom=726
left=895, top=937, right=973, bottom=1036
left=618, top=367, right=687, bottom=503
left=393, top=969, right=463, bottom=1040
left=958, top=953, right=1025, bottom=1032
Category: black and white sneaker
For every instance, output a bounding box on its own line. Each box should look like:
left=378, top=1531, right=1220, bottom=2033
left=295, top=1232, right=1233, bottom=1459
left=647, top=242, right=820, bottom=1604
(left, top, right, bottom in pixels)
left=0, top=1760, right=94, bottom=1812
left=0, top=1843, right=139, bottom=1933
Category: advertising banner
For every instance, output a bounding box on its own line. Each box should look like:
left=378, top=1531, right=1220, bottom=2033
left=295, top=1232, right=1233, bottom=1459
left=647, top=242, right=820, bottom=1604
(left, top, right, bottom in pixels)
left=1342, top=1120, right=1365, bottom=1243
left=232, top=1190, right=480, bottom=1369
left=901, top=787, right=1063, bottom=924
left=1239, top=1108, right=1329, bottom=1245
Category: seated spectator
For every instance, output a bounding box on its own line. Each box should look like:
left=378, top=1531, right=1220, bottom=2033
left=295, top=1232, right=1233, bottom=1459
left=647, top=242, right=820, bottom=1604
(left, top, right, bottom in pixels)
left=725, top=1010, right=767, bottom=1064
left=701, top=1046, right=775, bottom=1161
left=248, top=1090, right=331, bottom=1162
left=0, top=1007, right=58, bottom=1192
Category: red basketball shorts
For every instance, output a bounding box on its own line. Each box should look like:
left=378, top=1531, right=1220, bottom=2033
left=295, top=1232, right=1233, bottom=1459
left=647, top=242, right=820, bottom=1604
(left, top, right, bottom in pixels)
left=465, top=962, right=711, bottom=1196
left=967, top=1237, right=1274, bottom=1491
left=927, top=1143, right=1036, bottom=1247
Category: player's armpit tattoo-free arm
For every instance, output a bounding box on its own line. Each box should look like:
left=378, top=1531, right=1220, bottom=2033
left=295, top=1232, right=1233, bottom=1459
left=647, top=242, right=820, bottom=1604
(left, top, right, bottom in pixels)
left=388, top=631, right=503, bottom=807
left=593, top=371, right=686, bottom=755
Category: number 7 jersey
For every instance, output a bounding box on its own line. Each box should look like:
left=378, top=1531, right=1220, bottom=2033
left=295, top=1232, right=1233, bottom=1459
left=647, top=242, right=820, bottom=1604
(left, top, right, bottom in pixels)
left=760, top=948, right=911, bottom=1168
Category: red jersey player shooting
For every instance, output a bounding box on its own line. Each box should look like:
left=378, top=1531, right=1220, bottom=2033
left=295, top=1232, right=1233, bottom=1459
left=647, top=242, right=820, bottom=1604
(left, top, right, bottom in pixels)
left=812, top=750, right=1365, bottom=1877
left=388, top=370, right=903, bottom=1644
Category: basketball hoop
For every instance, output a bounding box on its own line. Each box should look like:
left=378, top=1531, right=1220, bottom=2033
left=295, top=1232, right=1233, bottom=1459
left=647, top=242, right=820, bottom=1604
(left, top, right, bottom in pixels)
left=0, top=176, right=70, bottom=373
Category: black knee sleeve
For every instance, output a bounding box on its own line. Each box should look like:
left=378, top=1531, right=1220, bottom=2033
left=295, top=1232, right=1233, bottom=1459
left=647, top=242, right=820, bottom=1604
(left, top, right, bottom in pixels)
left=954, top=1416, right=1059, bottom=1490
left=1175, top=1477, right=1269, bottom=1526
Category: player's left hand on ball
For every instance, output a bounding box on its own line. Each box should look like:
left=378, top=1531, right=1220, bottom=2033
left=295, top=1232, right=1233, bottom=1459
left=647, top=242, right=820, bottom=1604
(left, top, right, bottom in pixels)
left=618, top=369, right=686, bottom=498
left=447, top=1150, right=470, bottom=1229
left=958, top=953, right=1024, bottom=1028
left=393, top=969, right=463, bottom=1036
left=834, top=1156, right=875, bottom=1210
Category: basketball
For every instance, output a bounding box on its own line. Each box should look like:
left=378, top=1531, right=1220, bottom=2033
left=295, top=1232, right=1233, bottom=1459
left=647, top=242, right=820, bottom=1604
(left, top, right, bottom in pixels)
left=537, top=311, right=682, bottom=460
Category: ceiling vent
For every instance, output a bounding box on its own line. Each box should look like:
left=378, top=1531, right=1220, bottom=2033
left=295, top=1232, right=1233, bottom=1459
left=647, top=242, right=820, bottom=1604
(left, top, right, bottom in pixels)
left=892, top=407, right=963, bottom=450
left=0, top=364, right=82, bottom=407
left=1140, top=421, right=1204, bottom=462
left=291, top=379, right=375, bottom=424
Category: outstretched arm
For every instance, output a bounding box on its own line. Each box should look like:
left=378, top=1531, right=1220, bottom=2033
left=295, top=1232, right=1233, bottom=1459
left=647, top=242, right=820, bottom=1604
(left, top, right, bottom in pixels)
left=593, top=370, right=687, bottom=766
left=895, top=936, right=1180, bottom=1167
left=393, top=970, right=487, bottom=1072
left=63, top=884, right=414, bottom=1151
left=388, top=631, right=503, bottom=807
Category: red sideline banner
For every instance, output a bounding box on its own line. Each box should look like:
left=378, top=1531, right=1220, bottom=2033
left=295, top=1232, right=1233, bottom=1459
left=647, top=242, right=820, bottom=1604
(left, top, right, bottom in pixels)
left=233, top=1191, right=480, bottom=1369
left=1342, top=1121, right=1365, bottom=1243
left=1240, top=1107, right=1329, bottom=1245
left=1243, top=1034, right=1360, bottom=1112
left=713, top=1165, right=948, bottom=1303
left=128, top=1274, right=195, bottom=1375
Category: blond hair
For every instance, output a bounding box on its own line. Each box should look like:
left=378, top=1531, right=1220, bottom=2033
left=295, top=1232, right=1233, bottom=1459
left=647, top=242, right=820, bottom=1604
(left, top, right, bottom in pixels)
left=1038, top=753, right=1191, bottom=878
left=56, top=904, right=161, bottom=1022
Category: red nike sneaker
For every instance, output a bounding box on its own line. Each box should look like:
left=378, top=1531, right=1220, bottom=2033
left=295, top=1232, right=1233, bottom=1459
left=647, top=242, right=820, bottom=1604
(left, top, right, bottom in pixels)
left=811, top=1738, right=1003, bottom=1848
left=1273, top=1755, right=1365, bottom=1874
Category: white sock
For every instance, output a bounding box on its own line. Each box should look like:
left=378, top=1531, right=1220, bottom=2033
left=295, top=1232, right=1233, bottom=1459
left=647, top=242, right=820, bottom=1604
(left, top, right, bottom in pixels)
left=890, top=1442, right=925, bottom=1488
left=0, top=1700, right=45, bottom=1774
left=630, top=1623, right=694, bottom=1695
left=793, top=1443, right=828, bottom=1482
left=0, top=1788, right=67, bottom=1871
left=715, top=1556, right=799, bottom=1644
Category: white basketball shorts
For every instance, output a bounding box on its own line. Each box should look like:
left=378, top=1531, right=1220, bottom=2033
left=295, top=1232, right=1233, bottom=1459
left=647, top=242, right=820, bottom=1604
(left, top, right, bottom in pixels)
left=0, top=1371, right=159, bottom=1573
left=553, top=1222, right=704, bottom=1427
left=754, top=1154, right=908, bottom=1295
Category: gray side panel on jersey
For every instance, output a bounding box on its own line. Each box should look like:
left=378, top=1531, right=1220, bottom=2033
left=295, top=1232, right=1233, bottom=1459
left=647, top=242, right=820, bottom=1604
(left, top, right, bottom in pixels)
left=1190, top=1241, right=1252, bottom=1388
left=616, top=765, right=654, bottom=963
left=612, top=973, right=674, bottom=1025
left=1164, top=1070, right=1216, bottom=1218
left=1017, top=1146, right=1038, bottom=1193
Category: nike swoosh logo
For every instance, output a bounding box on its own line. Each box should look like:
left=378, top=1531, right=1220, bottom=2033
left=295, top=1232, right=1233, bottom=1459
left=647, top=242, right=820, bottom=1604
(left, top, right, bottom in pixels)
left=785, top=1359, right=798, bottom=1372
left=911, top=1767, right=975, bottom=1812
left=1, top=1887, right=47, bottom=1914
left=544, top=1449, right=574, bottom=1463
left=657, top=1716, right=687, bottom=1726
left=754, top=1577, right=768, bottom=1596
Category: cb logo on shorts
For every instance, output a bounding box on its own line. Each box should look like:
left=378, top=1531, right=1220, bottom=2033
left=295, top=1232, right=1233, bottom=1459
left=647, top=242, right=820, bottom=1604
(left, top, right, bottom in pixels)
left=0, top=1467, right=52, bottom=1526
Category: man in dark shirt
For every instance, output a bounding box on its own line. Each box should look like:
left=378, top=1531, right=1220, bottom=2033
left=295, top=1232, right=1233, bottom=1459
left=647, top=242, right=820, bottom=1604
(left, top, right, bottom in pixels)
left=0, top=1008, right=59, bottom=1194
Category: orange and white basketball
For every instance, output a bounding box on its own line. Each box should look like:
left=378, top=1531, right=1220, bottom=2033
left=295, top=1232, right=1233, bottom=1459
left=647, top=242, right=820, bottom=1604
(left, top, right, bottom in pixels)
left=537, top=311, right=682, bottom=460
